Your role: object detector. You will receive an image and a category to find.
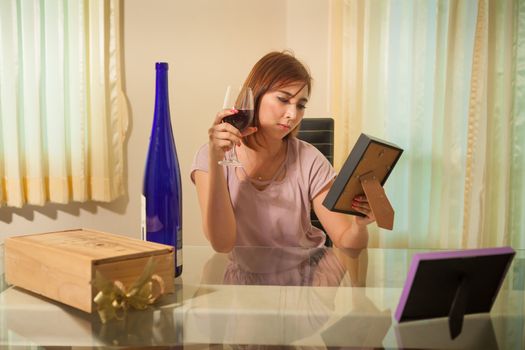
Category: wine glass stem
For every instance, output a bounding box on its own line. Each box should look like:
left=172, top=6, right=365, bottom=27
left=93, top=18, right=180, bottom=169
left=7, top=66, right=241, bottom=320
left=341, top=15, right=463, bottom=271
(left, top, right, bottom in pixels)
left=229, top=147, right=240, bottom=163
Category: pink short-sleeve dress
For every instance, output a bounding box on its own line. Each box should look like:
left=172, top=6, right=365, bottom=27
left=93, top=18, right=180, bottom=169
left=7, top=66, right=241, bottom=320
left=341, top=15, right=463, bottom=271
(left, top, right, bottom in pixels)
left=190, top=137, right=336, bottom=248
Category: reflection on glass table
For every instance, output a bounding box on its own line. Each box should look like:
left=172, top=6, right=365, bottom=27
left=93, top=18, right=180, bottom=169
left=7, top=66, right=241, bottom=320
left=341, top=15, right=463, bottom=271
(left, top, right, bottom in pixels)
left=194, top=246, right=391, bottom=348
left=0, top=244, right=523, bottom=349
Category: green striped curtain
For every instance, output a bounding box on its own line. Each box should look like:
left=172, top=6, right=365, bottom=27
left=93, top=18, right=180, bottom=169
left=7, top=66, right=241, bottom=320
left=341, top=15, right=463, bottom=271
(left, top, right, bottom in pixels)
left=463, top=0, right=525, bottom=249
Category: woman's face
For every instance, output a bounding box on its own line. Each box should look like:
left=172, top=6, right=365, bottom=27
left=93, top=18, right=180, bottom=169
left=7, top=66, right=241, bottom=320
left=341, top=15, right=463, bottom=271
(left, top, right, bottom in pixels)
left=257, top=82, right=309, bottom=140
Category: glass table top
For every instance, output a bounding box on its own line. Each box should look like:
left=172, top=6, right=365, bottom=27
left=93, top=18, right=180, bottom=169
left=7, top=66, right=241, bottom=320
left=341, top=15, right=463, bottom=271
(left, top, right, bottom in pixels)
left=0, top=243, right=524, bottom=349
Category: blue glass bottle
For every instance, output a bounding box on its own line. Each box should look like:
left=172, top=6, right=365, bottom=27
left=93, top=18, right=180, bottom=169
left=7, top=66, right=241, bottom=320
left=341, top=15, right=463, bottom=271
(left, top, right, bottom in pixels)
left=142, top=62, right=183, bottom=277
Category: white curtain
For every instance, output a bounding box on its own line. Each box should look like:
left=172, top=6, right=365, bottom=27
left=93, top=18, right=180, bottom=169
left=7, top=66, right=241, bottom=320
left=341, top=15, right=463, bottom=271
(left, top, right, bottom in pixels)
left=0, top=0, right=128, bottom=207
left=334, top=0, right=525, bottom=250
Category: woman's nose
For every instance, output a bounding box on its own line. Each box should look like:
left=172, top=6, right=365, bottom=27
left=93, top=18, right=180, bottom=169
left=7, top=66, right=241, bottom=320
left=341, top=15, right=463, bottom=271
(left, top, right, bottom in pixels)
left=285, top=105, right=298, bottom=120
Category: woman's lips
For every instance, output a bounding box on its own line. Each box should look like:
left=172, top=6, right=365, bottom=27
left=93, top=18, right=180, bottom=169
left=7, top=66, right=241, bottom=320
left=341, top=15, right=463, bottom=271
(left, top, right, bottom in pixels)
left=278, top=123, right=291, bottom=130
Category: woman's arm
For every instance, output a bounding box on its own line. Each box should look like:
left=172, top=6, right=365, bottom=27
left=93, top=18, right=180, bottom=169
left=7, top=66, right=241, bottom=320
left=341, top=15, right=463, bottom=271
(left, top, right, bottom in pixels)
left=194, top=167, right=236, bottom=253
left=194, top=109, right=257, bottom=253
left=312, top=181, right=375, bottom=249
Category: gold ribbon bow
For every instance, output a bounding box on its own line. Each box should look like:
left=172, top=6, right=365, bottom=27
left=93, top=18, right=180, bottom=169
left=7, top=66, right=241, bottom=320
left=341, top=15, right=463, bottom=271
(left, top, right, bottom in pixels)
left=92, top=257, right=165, bottom=323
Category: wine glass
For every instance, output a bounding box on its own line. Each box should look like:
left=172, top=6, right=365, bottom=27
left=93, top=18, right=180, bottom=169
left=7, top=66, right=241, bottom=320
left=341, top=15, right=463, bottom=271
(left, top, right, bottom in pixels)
left=218, top=85, right=254, bottom=167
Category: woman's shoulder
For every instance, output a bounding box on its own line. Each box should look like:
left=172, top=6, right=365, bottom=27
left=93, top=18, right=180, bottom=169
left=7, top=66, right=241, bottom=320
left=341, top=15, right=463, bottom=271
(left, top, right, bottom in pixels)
left=197, top=142, right=209, bottom=152
left=288, top=137, right=335, bottom=197
left=193, top=143, right=209, bottom=160
left=289, top=137, right=327, bottom=161
left=190, top=143, right=210, bottom=181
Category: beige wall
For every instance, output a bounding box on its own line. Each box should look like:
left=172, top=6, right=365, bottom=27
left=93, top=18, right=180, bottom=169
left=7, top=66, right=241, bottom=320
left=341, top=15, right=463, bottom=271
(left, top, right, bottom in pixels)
left=0, top=0, right=333, bottom=245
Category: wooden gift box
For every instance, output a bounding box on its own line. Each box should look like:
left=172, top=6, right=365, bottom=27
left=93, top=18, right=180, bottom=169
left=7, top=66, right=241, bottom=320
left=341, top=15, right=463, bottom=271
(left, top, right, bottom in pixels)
left=4, top=228, right=174, bottom=313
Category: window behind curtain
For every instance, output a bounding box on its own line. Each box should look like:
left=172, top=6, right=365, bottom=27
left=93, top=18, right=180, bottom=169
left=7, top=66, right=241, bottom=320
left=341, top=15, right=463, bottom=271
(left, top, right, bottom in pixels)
left=335, top=0, right=524, bottom=249
left=0, top=0, right=128, bottom=208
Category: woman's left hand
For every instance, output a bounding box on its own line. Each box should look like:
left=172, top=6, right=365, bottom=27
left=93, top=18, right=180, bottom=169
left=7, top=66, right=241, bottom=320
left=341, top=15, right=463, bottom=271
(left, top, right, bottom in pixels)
left=351, top=195, right=376, bottom=226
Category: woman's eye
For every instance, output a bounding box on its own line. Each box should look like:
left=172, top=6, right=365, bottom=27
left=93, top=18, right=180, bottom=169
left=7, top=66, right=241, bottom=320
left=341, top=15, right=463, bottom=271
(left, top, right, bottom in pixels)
left=277, top=95, right=306, bottom=110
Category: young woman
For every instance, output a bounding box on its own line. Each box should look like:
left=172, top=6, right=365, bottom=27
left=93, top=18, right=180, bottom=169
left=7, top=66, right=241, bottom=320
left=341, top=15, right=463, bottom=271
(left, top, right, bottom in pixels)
left=191, top=51, right=375, bottom=253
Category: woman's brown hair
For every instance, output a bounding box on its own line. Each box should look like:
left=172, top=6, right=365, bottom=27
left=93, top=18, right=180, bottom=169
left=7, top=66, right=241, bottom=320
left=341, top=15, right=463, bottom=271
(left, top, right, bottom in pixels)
left=242, top=51, right=312, bottom=146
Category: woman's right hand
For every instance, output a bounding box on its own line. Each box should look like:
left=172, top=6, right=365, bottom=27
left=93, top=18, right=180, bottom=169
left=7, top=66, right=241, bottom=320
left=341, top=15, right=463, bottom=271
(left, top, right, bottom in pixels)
left=208, top=109, right=257, bottom=159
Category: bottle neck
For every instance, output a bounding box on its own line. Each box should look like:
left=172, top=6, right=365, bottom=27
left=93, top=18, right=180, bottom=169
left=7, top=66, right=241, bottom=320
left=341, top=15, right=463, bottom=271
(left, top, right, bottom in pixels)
left=154, top=68, right=171, bottom=124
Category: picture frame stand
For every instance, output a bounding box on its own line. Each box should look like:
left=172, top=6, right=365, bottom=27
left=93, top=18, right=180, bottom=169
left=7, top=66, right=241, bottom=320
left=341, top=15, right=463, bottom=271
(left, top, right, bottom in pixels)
left=447, top=276, right=469, bottom=339
left=359, top=172, right=395, bottom=230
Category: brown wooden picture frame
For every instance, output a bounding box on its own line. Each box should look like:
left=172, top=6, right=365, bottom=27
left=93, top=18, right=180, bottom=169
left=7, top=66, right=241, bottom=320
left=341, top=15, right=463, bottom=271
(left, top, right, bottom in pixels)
left=323, top=133, right=403, bottom=230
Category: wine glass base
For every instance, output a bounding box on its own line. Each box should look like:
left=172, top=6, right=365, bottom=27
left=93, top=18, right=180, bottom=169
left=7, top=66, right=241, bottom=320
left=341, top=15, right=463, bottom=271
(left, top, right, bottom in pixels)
left=218, top=159, right=244, bottom=167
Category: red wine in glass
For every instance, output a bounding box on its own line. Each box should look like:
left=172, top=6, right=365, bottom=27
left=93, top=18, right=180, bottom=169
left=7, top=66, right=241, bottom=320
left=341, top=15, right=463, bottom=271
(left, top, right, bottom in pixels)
left=218, top=86, right=254, bottom=167
left=223, top=109, right=254, bottom=131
